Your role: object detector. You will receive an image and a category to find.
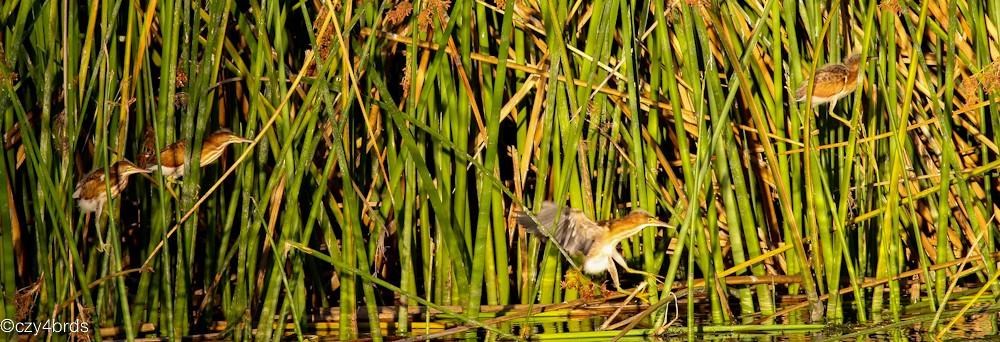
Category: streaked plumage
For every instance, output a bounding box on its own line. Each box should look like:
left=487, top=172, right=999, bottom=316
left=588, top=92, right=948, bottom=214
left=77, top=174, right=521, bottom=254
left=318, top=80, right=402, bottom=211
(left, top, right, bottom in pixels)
left=516, top=201, right=670, bottom=289
left=795, top=53, right=873, bottom=111
left=146, top=140, right=186, bottom=178
left=143, top=129, right=252, bottom=179
left=73, top=160, right=151, bottom=217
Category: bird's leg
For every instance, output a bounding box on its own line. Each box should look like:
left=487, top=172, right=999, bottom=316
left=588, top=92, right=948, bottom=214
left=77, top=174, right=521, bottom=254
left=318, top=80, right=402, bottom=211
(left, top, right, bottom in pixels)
left=94, top=206, right=109, bottom=253
left=612, top=252, right=664, bottom=285
left=157, top=173, right=183, bottom=187
left=827, top=104, right=852, bottom=127
left=827, top=111, right=851, bottom=127
left=165, top=182, right=180, bottom=200
left=140, top=172, right=180, bottom=200
left=603, top=258, right=627, bottom=293
left=82, top=212, right=91, bottom=245
left=606, top=259, right=653, bottom=300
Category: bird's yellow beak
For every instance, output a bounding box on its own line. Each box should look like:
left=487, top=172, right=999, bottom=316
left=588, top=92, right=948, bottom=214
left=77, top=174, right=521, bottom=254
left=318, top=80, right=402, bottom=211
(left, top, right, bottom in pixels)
left=647, top=217, right=671, bottom=228
left=230, top=136, right=253, bottom=144
left=129, top=166, right=152, bottom=174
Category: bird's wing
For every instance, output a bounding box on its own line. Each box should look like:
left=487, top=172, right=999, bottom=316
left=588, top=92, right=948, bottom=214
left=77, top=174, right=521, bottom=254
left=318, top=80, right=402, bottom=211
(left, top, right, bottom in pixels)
left=810, top=66, right=848, bottom=97
left=73, top=172, right=106, bottom=200
left=159, top=141, right=186, bottom=167
left=517, top=202, right=607, bottom=256
left=796, top=64, right=849, bottom=99
left=553, top=207, right=606, bottom=256
left=516, top=202, right=558, bottom=240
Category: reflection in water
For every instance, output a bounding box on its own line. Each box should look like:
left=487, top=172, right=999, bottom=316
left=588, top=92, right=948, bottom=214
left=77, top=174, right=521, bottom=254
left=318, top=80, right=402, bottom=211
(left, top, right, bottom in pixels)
left=299, top=301, right=998, bottom=341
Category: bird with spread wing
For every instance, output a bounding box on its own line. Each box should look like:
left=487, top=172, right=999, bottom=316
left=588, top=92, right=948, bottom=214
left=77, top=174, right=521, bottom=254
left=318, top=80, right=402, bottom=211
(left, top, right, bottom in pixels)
left=516, top=201, right=671, bottom=290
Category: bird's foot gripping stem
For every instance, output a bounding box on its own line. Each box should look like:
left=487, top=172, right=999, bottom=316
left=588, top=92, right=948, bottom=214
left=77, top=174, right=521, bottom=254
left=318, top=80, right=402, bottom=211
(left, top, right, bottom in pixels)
left=612, top=252, right=665, bottom=285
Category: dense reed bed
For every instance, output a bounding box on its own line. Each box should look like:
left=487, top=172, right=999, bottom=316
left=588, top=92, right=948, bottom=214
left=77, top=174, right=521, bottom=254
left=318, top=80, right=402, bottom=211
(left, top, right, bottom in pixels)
left=2, top=0, right=1000, bottom=340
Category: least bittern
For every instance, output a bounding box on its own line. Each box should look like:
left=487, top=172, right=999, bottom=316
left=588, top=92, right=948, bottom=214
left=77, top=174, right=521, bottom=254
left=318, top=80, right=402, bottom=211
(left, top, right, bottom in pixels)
left=516, top=202, right=670, bottom=290
left=795, top=53, right=875, bottom=111
left=73, top=160, right=151, bottom=250
left=143, top=129, right=252, bottom=179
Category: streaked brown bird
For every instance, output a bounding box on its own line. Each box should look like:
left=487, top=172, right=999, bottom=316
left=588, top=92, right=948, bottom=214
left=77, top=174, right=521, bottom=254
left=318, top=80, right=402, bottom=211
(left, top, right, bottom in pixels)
left=73, top=160, right=151, bottom=250
left=795, top=53, right=875, bottom=111
left=516, top=202, right=671, bottom=290
left=143, top=129, right=252, bottom=179
left=73, top=160, right=151, bottom=217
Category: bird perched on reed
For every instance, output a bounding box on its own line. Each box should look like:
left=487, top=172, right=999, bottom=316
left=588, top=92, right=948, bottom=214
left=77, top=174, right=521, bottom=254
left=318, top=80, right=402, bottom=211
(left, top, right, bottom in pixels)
left=516, top=202, right=671, bottom=290
left=74, top=160, right=151, bottom=217
left=73, top=160, right=151, bottom=250
left=795, top=53, right=876, bottom=111
left=142, top=129, right=252, bottom=180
